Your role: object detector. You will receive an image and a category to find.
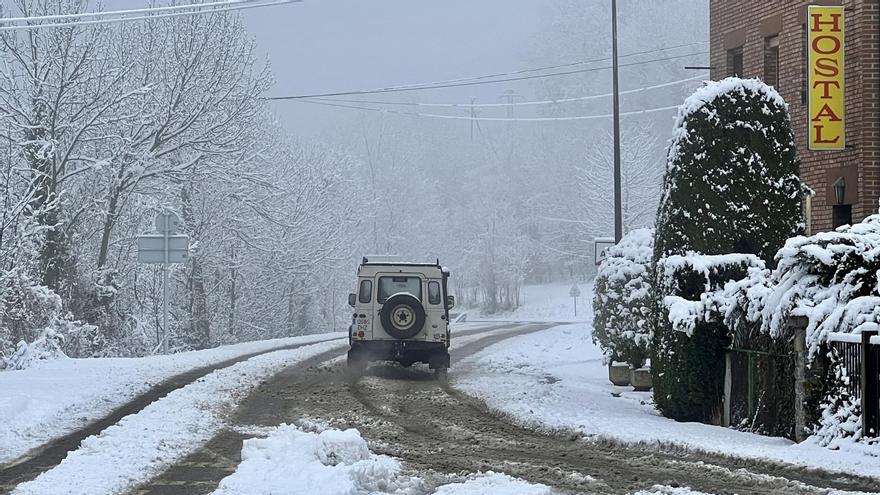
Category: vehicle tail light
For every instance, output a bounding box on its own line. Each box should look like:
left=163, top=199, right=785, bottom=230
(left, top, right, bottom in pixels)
left=358, top=331, right=365, bottom=338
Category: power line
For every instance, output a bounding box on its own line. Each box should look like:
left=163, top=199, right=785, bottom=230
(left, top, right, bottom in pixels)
left=266, top=50, right=709, bottom=100
left=307, top=74, right=707, bottom=108
left=0, top=0, right=297, bottom=31
left=268, top=41, right=707, bottom=103
left=0, top=0, right=264, bottom=24
left=295, top=98, right=682, bottom=122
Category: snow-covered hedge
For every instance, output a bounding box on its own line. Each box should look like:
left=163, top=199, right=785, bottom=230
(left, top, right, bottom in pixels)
left=661, top=215, right=880, bottom=357
left=654, top=77, right=806, bottom=264
left=660, top=252, right=764, bottom=336
left=753, top=215, right=880, bottom=356
left=651, top=77, right=805, bottom=423
left=652, top=252, right=760, bottom=422
left=592, top=228, right=653, bottom=367
left=657, top=215, right=880, bottom=443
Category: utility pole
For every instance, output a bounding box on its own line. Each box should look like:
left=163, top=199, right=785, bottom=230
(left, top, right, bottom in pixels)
left=499, top=89, right=523, bottom=119
left=611, top=0, right=623, bottom=243
left=469, top=97, right=476, bottom=141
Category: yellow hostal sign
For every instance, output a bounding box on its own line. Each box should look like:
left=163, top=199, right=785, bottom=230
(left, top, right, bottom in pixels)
left=808, top=5, right=845, bottom=150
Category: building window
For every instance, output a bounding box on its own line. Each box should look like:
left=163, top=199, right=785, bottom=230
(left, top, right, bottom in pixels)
left=832, top=205, right=852, bottom=229
left=726, top=46, right=743, bottom=77
left=764, top=35, right=779, bottom=88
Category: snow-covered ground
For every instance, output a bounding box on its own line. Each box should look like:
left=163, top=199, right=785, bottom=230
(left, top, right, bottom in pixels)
left=210, top=421, right=712, bottom=495
left=0, top=332, right=344, bottom=464
left=211, top=423, right=555, bottom=495
left=467, top=283, right=591, bottom=323
left=454, top=296, right=880, bottom=480
left=12, top=339, right=346, bottom=495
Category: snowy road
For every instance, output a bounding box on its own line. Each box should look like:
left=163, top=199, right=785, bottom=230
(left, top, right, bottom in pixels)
left=3, top=321, right=879, bottom=494
left=129, top=323, right=879, bottom=495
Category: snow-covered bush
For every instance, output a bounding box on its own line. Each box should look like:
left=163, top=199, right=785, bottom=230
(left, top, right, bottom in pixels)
left=653, top=253, right=760, bottom=422
left=750, top=215, right=880, bottom=356
left=654, top=77, right=806, bottom=263
left=667, top=215, right=880, bottom=355
left=0, top=269, right=63, bottom=364
left=651, top=77, right=805, bottom=423
left=660, top=253, right=764, bottom=336
left=592, top=228, right=653, bottom=367
left=747, top=216, right=880, bottom=444
left=5, top=330, right=67, bottom=370
left=655, top=215, right=880, bottom=442
left=0, top=269, right=100, bottom=368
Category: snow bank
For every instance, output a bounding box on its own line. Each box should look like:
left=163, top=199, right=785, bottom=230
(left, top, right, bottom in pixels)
left=630, top=487, right=711, bottom=495
left=212, top=425, right=423, bottom=495
left=212, top=424, right=553, bottom=495
left=453, top=323, right=880, bottom=479
left=434, top=472, right=554, bottom=495
left=0, top=333, right=343, bottom=466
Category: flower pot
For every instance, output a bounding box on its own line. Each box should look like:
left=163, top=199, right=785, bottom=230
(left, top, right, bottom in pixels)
left=608, top=361, right=630, bottom=386
left=630, top=367, right=652, bottom=392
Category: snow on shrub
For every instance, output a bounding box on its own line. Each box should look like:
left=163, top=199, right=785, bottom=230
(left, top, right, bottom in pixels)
left=651, top=77, right=805, bottom=423
left=653, top=252, right=761, bottom=422
left=654, top=77, right=806, bottom=264
left=592, top=228, right=654, bottom=367
left=656, top=215, right=880, bottom=443
left=752, top=215, right=880, bottom=356
left=6, top=330, right=67, bottom=370
left=0, top=268, right=97, bottom=369
left=663, top=215, right=880, bottom=356
left=660, top=252, right=764, bottom=336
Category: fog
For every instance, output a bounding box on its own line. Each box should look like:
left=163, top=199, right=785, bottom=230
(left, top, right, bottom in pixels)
left=243, top=0, right=709, bottom=310
left=0, top=0, right=707, bottom=357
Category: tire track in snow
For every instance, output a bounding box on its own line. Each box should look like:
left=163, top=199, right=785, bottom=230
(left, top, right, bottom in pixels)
left=126, top=322, right=520, bottom=495
left=0, top=335, right=344, bottom=494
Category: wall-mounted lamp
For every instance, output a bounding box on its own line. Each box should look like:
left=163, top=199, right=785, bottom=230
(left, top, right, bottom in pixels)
left=833, top=176, right=846, bottom=205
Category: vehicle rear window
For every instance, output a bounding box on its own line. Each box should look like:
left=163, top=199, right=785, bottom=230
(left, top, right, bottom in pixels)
left=378, top=276, right=422, bottom=303
left=358, top=279, right=372, bottom=303
left=428, top=281, right=441, bottom=305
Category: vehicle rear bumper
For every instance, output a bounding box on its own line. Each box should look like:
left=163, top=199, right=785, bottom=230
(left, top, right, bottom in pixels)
left=350, top=340, right=450, bottom=368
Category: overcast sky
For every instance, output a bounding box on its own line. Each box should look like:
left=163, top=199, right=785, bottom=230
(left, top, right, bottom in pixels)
left=94, top=0, right=552, bottom=136
left=238, top=0, right=553, bottom=139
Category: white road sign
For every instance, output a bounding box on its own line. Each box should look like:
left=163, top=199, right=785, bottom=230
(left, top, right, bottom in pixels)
left=594, top=237, right=615, bottom=266
left=137, top=234, right=190, bottom=263
left=154, top=210, right=182, bottom=234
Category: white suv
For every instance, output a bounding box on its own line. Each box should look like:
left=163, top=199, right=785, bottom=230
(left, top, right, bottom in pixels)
left=346, top=257, right=454, bottom=383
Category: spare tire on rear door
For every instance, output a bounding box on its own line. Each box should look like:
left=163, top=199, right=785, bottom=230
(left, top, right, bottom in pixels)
left=380, top=293, right=426, bottom=339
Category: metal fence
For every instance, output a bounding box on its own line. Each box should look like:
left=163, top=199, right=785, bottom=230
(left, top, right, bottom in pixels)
left=827, top=331, right=879, bottom=438
left=725, top=347, right=795, bottom=438
left=828, top=337, right=862, bottom=399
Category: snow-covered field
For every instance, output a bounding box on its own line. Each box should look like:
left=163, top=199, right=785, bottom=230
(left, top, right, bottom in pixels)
left=467, top=282, right=591, bottom=323
left=0, top=332, right=344, bottom=464
left=453, top=285, right=880, bottom=480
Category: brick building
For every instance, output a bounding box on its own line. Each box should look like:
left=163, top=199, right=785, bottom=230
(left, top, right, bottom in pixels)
left=709, top=0, right=879, bottom=232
